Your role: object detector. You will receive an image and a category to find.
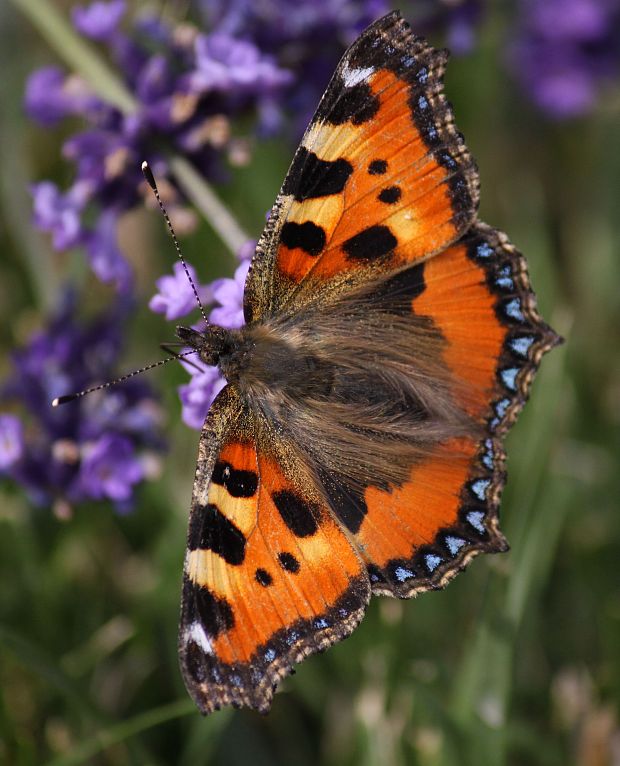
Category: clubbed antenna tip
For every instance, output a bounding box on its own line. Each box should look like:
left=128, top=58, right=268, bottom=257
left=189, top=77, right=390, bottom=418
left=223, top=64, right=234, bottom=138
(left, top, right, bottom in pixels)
left=142, top=160, right=157, bottom=191
left=52, top=395, right=76, bottom=407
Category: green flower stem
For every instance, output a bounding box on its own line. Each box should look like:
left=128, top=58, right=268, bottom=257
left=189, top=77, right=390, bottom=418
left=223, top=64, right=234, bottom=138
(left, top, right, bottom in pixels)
left=10, top=0, right=249, bottom=255
left=43, top=699, right=229, bottom=766
left=10, top=0, right=136, bottom=113
left=169, top=156, right=250, bottom=254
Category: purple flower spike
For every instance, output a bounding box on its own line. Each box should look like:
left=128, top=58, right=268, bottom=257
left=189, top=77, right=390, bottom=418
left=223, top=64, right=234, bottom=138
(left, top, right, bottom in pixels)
left=510, top=0, right=620, bottom=118
left=445, top=1, right=484, bottom=56
left=149, top=261, right=212, bottom=321
left=209, top=260, right=250, bottom=329
left=0, top=415, right=24, bottom=471
left=78, top=433, right=143, bottom=501
left=237, top=239, right=256, bottom=262
left=85, top=210, right=133, bottom=291
left=72, top=0, right=126, bottom=41
left=1, top=289, right=165, bottom=511
left=25, top=67, right=101, bottom=126
left=189, top=34, right=292, bottom=95
left=26, top=6, right=296, bottom=295
left=31, top=181, right=89, bottom=250
left=178, top=367, right=226, bottom=430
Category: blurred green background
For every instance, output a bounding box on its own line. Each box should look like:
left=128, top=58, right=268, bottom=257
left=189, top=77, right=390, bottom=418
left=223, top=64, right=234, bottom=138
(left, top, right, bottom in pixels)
left=0, top=1, right=618, bottom=765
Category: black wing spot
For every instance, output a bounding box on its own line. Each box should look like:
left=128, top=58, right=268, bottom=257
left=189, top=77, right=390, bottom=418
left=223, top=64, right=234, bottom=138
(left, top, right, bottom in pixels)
left=272, top=490, right=320, bottom=537
left=283, top=148, right=353, bottom=201
left=343, top=225, right=397, bottom=262
left=188, top=503, right=246, bottom=565
left=278, top=552, right=300, bottom=573
left=212, top=460, right=258, bottom=498
left=255, top=568, right=273, bottom=587
left=378, top=186, right=401, bottom=204
left=280, top=221, right=326, bottom=256
left=368, top=159, right=388, bottom=175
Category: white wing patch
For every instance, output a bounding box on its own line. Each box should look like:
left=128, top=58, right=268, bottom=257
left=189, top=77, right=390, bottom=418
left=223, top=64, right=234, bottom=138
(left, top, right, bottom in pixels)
left=187, top=620, right=214, bottom=654
left=341, top=63, right=375, bottom=88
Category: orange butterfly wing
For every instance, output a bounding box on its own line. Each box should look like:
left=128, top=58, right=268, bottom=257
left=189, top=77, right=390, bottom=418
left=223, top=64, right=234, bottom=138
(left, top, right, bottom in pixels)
left=346, top=224, right=560, bottom=595
left=180, top=387, right=369, bottom=713
left=244, top=11, right=479, bottom=321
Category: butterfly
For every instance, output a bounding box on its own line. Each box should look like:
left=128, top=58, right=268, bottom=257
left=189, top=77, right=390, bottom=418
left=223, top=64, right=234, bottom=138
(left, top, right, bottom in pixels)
left=176, top=11, right=561, bottom=714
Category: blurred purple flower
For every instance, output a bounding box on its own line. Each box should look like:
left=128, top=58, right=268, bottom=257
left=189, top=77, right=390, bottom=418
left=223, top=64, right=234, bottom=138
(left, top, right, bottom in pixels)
left=0, top=290, right=165, bottom=512
left=200, top=0, right=390, bottom=132
left=209, top=260, right=250, bottom=329
left=237, top=239, right=256, bottom=261
left=78, top=433, right=143, bottom=501
left=0, top=415, right=24, bottom=471
left=178, top=367, right=227, bottom=429
left=26, top=2, right=292, bottom=290
left=201, top=0, right=387, bottom=44
left=510, top=0, right=620, bottom=118
left=189, top=34, right=292, bottom=94
left=163, top=240, right=253, bottom=429
left=25, top=67, right=102, bottom=126
left=443, top=1, right=484, bottom=55
left=31, top=181, right=89, bottom=250
left=72, top=0, right=126, bottom=41
left=84, top=209, right=133, bottom=291
left=149, top=261, right=213, bottom=320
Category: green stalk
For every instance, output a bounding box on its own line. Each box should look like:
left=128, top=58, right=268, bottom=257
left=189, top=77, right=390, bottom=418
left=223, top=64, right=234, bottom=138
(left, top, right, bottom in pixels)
left=43, top=699, right=228, bottom=766
left=11, top=0, right=136, bottom=113
left=10, top=0, right=249, bottom=254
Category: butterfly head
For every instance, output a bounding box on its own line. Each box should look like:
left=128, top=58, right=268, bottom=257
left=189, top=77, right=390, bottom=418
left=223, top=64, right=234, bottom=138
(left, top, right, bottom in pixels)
left=175, top=324, right=237, bottom=368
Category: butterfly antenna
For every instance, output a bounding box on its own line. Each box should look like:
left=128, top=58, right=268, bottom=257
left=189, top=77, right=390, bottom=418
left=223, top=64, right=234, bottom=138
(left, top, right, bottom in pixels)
left=141, top=161, right=210, bottom=325
left=51, top=349, right=198, bottom=407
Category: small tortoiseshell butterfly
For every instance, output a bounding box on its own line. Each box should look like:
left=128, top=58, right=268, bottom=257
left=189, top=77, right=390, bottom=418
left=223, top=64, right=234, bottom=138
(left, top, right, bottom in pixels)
left=175, top=11, right=561, bottom=714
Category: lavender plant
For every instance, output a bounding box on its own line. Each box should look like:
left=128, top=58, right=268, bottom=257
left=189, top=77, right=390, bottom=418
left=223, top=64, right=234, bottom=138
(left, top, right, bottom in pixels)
left=0, top=291, right=165, bottom=516
left=25, top=0, right=291, bottom=290
left=509, top=0, right=620, bottom=118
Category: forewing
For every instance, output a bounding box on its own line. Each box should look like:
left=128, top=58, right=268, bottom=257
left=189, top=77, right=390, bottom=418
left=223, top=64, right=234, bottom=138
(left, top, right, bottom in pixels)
left=244, top=10, right=479, bottom=322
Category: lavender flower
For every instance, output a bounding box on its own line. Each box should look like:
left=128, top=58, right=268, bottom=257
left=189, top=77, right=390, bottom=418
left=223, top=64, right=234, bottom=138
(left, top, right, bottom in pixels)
left=25, top=66, right=103, bottom=126
left=200, top=0, right=390, bottom=132
left=150, top=241, right=253, bottom=429
left=189, top=34, right=292, bottom=95
left=439, top=0, right=484, bottom=56
left=72, top=0, right=126, bottom=41
left=0, top=290, right=165, bottom=513
left=509, top=0, right=620, bottom=118
left=78, top=433, right=143, bottom=502
left=0, top=415, right=24, bottom=471
left=209, top=260, right=250, bottom=329
left=26, top=1, right=292, bottom=290
left=84, top=209, right=133, bottom=290
left=178, top=367, right=227, bottom=430
left=31, top=181, right=88, bottom=251
left=149, top=261, right=213, bottom=321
